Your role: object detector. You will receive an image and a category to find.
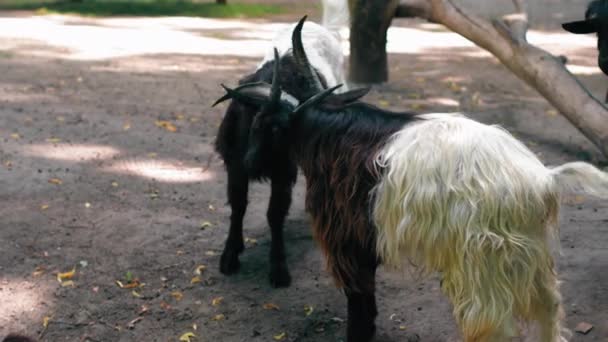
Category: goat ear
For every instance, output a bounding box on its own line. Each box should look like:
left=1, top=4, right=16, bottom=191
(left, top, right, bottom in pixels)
left=323, top=87, right=371, bottom=106
left=292, top=84, right=343, bottom=115
left=562, top=19, right=598, bottom=34
left=212, top=82, right=272, bottom=107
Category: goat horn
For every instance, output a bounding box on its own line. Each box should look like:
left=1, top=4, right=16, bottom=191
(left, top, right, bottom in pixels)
left=212, top=82, right=271, bottom=107
left=292, top=84, right=343, bottom=115
left=270, top=48, right=282, bottom=106
left=292, top=15, right=324, bottom=93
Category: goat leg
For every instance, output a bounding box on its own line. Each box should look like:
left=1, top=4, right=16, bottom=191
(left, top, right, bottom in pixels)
left=266, top=173, right=295, bottom=288
left=219, top=163, right=248, bottom=275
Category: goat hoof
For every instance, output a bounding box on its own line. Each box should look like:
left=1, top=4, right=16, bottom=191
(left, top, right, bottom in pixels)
left=219, top=249, right=241, bottom=275
left=269, top=263, right=291, bottom=288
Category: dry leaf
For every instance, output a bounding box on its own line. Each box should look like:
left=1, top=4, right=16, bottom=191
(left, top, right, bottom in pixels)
left=205, top=251, right=217, bottom=256
left=399, top=325, right=407, bottom=330
left=304, top=304, right=314, bottom=316
left=378, top=100, right=390, bottom=108
left=171, top=291, right=184, bottom=301
left=46, top=138, right=61, bottom=143
left=200, top=221, right=212, bottom=230
left=546, top=109, right=558, bottom=117
left=116, top=279, right=141, bottom=289
left=32, top=266, right=45, bottom=277
left=179, top=332, right=196, bottom=342
left=43, top=316, right=51, bottom=328
left=111, top=181, right=119, bottom=187
left=123, top=122, right=131, bottom=131
left=155, top=120, right=178, bottom=133
left=212, top=314, right=225, bottom=321
left=195, top=265, right=206, bottom=275
left=245, top=237, right=257, bottom=245
left=127, top=317, right=143, bottom=329
left=160, top=301, right=172, bottom=311
left=40, top=204, right=50, bottom=210
left=273, top=332, right=286, bottom=341
left=211, top=296, right=224, bottom=306
left=48, top=178, right=63, bottom=185
left=263, top=303, right=280, bottom=311
left=60, top=280, right=75, bottom=287
left=147, top=152, right=158, bottom=158
left=56, top=116, right=65, bottom=122
left=84, top=202, right=91, bottom=208
left=131, top=290, right=142, bottom=298
left=208, top=204, right=216, bottom=211
left=57, top=268, right=76, bottom=282
left=10, top=133, right=20, bottom=139
left=192, top=323, right=198, bottom=331
left=191, top=276, right=202, bottom=284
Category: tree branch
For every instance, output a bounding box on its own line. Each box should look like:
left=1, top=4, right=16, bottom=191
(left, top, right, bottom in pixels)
left=394, top=0, right=608, bottom=157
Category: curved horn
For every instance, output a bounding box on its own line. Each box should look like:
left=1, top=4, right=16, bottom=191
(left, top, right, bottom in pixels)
left=292, top=15, right=324, bottom=92
left=270, top=48, right=281, bottom=105
left=212, top=82, right=299, bottom=108
left=292, top=84, right=343, bottom=115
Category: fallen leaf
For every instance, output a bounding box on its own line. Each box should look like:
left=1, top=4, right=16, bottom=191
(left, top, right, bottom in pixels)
left=123, top=122, right=131, bottom=131
left=147, top=152, right=158, bottom=158
left=205, top=251, right=217, bottom=256
left=378, top=100, right=390, bottom=108
left=304, top=304, right=314, bottom=316
left=171, top=291, right=184, bottom=301
left=208, top=204, right=216, bottom=211
left=43, top=316, right=51, bottom=328
left=138, top=305, right=150, bottom=315
left=46, top=138, right=62, bottom=143
left=263, top=303, right=280, bottom=311
left=48, top=178, right=63, bottom=185
left=111, top=181, right=119, bottom=187
left=245, top=237, right=257, bottom=245
left=273, top=332, right=286, bottom=341
left=176, top=250, right=185, bottom=256
left=92, top=286, right=99, bottom=293
left=179, top=332, right=196, bottom=342
left=32, top=266, right=45, bottom=277
left=40, top=204, right=50, bottom=210
left=155, top=120, right=178, bottom=133
left=546, top=109, right=558, bottom=117
left=399, top=325, right=407, bottom=331
left=192, top=323, right=198, bottom=331
left=10, top=133, right=20, bottom=139
left=57, top=267, right=76, bottom=282
left=211, top=296, right=224, bottom=306
left=126, top=317, right=143, bottom=329
left=200, top=221, right=212, bottom=230
left=195, top=265, right=206, bottom=275
left=56, top=116, right=65, bottom=122
left=131, top=290, right=141, bottom=298
left=84, top=202, right=91, bottom=208
left=116, top=279, right=141, bottom=289
left=212, top=314, right=225, bottom=321
left=60, top=280, right=75, bottom=287
left=191, top=276, right=202, bottom=284
left=160, top=301, right=172, bottom=311
left=575, top=322, right=593, bottom=334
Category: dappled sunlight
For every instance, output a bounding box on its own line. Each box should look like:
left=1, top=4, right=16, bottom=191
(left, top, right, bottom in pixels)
left=104, top=159, right=215, bottom=183
left=0, top=14, right=599, bottom=63
left=0, top=277, right=52, bottom=330
left=566, top=64, right=602, bottom=75
left=23, top=143, right=121, bottom=162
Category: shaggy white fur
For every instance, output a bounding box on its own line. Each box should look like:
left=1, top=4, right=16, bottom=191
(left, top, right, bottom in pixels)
left=373, top=114, right=607, bottom=342
left=259, top=20, right=347, bottom=92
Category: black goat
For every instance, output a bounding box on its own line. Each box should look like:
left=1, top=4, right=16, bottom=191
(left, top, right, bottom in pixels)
left=214, top=16, right=345, bottom=287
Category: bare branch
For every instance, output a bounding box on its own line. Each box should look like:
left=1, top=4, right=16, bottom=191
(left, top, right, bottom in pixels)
left=422, top=0, right=608, bottom=156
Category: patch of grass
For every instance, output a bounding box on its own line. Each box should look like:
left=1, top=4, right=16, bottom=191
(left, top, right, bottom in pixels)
left=0, top=0, right=284, bottom=18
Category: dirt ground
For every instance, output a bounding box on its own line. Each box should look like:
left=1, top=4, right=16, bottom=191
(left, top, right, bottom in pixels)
left=0, top=4, right=607, bottom=342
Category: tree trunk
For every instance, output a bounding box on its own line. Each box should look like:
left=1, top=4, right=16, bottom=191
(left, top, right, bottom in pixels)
left=396, top=0, right=608, bottom=158
left=348, top=0, right=399, bottom=84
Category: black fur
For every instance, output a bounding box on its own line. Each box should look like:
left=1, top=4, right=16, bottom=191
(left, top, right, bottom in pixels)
left=238, top=84, right=418, bottom=341
left=3, top=335, right=37, bottom=342
left=214, top=54, right=328, bottom=288
left=563, top=0, right=608, bottom=75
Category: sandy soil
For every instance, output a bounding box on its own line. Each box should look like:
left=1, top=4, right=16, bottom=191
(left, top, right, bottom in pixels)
left=0, top=5, right=607, bottom=342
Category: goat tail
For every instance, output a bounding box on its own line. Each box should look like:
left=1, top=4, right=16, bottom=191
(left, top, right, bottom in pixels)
left=550, top=161, right=608, bottom=199
left=321, top=0, right=350, bottom=36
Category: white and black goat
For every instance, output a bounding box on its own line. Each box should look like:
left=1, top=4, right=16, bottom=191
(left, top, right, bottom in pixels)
left=214, top=15, right=346, bottom=287
left=563, top=0, right=608, bottom=100
left=213, top=53, right=608, bottom=341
